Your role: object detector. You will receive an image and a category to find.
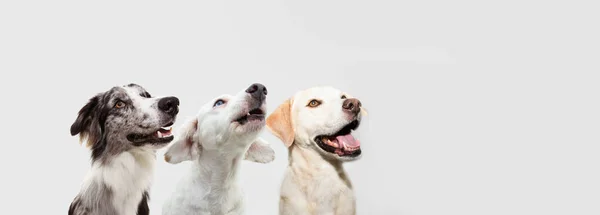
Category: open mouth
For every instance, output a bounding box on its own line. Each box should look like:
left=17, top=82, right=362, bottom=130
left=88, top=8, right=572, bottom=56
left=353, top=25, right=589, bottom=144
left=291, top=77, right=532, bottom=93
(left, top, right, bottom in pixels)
left=233, top=108, right=265, bottom=125
left=315, top=120, right=361, bottom=157
left=155, top=122, right=174, bottom=138
left=127, top=122, right=175, bottom=145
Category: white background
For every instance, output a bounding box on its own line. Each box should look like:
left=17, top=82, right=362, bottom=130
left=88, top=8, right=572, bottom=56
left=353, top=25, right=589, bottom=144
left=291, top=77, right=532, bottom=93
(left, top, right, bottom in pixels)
left=1, top=0, right=599, bottom=214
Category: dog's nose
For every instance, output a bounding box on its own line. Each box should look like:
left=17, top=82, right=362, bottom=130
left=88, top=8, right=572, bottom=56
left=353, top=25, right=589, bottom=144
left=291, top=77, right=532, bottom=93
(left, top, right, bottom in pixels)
left=342, top=98, right=361, bottom=115
left=158, top=96, right=180, bottom=116
left=245, top=83, right=267, bottom=101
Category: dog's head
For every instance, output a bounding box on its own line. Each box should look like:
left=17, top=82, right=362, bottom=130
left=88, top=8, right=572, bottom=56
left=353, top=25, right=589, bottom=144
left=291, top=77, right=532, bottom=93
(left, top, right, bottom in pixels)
left=266, top=86, right=366, bottom=161
left=164, top=83, right=275, bottom=164
left=70, top=83, right=180, bottom=161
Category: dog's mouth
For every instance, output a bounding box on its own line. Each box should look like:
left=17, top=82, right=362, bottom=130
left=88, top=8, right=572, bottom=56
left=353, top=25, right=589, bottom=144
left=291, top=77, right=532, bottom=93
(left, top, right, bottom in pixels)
left=233, top=108, right=265, bottom=125
left=315, top=120, right=361, bottom=157
left=127, top=122, right=175, bottom=145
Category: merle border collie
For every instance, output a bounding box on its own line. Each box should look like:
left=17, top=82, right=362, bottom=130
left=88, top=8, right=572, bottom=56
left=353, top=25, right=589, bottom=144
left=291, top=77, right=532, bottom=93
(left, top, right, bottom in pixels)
left=68, top=83, right=179, bottom=215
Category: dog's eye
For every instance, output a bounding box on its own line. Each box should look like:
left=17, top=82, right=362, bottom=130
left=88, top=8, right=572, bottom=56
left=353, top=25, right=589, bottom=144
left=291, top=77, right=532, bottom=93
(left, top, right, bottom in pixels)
left=341, top=95, right=347, bottom=99
left=213, top=99, right=226, bottom=107
left=307, top=99, right=321, bottom=108
left=114, top=101, right=126, bottom=109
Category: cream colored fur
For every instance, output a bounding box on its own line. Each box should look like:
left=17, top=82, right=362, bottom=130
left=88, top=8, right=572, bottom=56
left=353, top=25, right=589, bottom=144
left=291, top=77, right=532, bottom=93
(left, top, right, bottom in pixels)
left=266, top=86, right=367, bottom=215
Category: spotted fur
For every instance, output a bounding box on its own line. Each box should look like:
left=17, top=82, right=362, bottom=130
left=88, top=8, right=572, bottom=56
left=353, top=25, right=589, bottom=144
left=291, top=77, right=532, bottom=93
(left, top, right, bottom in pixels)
left=68, top=84, right=179, bottom=215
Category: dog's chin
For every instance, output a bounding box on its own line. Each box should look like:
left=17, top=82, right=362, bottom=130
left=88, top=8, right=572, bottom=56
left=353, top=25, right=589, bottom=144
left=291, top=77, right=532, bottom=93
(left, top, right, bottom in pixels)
left=127, top=122, right=175, bottom=147
left=313, top=120, right=362, bottom=161
left=231, top=107, right=266, bottom=133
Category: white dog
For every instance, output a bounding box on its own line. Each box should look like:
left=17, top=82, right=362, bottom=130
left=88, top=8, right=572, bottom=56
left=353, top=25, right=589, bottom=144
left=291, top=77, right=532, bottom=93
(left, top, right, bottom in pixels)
left=266, top=86, right=367, bottom=215
left=162, top=83, right=275, bottom=215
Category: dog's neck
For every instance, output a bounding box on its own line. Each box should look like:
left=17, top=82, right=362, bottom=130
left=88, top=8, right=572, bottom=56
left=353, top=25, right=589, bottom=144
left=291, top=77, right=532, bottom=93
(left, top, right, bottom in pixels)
left=190, top=146, right=247, bottom=189
left=80, top=148, right=156, bottom=215
left=288, top=143, right=352, bottom=187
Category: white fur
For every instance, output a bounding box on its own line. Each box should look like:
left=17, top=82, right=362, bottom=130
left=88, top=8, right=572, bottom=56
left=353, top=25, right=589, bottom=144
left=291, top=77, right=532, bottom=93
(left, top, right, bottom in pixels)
left=267, top=86, right=366, bottom=215
left=70, top=84, right=178, bottom=215
left=162, top=87, right=275, bottom=215
left=124, top=87, right=166, bottom=131
left=80, top=148, right=156, bottom=215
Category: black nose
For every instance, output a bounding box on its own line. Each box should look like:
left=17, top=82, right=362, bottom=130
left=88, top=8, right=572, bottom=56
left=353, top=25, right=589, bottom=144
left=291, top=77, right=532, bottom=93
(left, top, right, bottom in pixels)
left=342, top=98, right=361, bottom=115
left=245, top=83, right=267, bottom=101
left=158, top=96, right=180, bottom=116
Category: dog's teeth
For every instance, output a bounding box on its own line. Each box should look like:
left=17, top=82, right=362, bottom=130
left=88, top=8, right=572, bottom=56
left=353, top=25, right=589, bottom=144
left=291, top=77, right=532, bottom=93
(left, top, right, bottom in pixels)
left=325, top=139, right=339, bottom=148
left=156, top=131, right=163, bottom=138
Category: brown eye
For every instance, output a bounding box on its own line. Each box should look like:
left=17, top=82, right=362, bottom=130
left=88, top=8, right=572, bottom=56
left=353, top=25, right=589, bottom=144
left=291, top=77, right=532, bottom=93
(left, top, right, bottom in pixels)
left=114, top=101, right=126, bottom=109
left=307, top=99, right=321, bottom=107
left=341, top=95, right=347, bottom=99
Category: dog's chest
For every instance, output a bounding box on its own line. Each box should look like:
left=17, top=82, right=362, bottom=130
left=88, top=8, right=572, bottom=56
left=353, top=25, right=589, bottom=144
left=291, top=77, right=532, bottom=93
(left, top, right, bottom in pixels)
left=285, top=163, right=356, bottom=213
left=170, top=181, right=245, bottom=215
left=165, top=161, right=246, bottom=215
left=94, top=150, right=155, bottom=215
left=308, top=168, right=352, bottom=198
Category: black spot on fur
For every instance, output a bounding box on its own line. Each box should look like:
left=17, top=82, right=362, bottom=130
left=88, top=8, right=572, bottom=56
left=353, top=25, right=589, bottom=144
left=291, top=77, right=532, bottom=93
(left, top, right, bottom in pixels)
left=70, top=93, right=107, bottom=160
left=90, top=135, right=108, bottom=162
left=140, top=92, right=151, bottom=98
left=110, top=111, right=126, bottom=118
left=70, top=94, right=101, bottom=136
left=68, top=198, right=79, bottom=215
left=125, top=83, right=152, bottom=98
left=136, top=191, right=150, bottom=215
left=68, top=196, right=89, bottom=215
left=126, top=83, right=140, bottom=88
left=70, top=89, right=120, bottom=162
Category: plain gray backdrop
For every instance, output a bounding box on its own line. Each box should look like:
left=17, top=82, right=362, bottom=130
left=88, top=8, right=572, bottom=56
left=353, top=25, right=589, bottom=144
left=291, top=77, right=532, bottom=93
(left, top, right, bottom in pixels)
left=1, top=0, right=598, bottom=215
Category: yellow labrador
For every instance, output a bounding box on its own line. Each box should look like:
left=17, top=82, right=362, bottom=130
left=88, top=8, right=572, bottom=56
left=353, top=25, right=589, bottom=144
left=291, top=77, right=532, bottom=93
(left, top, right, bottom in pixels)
left=266, top=86, right=367, bottom=215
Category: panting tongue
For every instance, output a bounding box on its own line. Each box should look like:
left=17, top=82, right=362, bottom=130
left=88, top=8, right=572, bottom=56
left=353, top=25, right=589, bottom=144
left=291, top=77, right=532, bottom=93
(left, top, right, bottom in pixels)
left=335, top=134, right=360, bottom=148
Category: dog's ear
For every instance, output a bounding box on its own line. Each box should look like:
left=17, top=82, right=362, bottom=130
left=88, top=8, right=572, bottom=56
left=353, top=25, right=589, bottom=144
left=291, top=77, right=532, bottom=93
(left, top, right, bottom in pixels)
left=70, top=94, right=103, bottom=147
left=244, top=137, right=275, bottom=163
left=164, top=118, right=200, bottom=164
left=266, top=98, right=295, bottom=147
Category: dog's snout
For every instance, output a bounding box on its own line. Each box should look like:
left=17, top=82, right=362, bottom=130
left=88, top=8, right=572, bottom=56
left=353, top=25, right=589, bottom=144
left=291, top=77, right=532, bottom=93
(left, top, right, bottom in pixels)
left=245, top=83, right=267, bottom=101
left=342, top=98, right=361, bottom=115
left=158, top=96, right=180, bottom=116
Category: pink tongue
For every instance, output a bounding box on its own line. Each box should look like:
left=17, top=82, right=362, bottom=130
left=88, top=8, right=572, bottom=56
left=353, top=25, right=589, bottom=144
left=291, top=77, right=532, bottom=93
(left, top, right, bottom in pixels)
left=335, top=134, right=360, bottom=148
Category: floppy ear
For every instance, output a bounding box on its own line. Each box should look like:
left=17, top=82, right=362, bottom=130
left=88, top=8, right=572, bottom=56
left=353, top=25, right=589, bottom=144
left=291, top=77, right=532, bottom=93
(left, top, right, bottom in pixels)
left=70, top=94, right=103, bottom=147
left=244, top=137, right=275, bottom=163
left=266, top=98, right=295, bottom=147
left=164, top=118, right=200, bottom=164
